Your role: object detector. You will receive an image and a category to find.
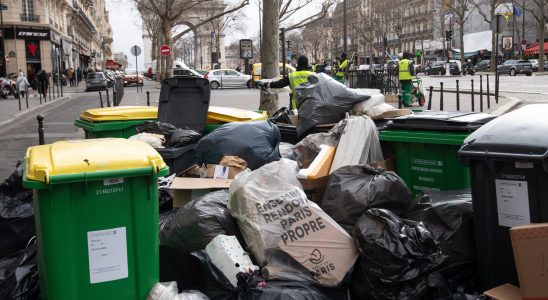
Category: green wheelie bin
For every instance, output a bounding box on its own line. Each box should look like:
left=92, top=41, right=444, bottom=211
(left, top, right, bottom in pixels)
left=23, top=138, right=169, bottom=300
left=379, top=111, right=495, bottom=196
left=74, top=106, right=158, bottom=139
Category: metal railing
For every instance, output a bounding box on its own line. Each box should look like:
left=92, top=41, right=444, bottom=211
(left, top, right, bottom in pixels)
left=20, top=14, right=39, bottom=22
left=347, top=68, right=399, bottom=94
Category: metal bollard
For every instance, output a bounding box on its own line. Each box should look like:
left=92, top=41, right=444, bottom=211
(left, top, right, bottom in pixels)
left=479, top=75, right=484, bottom=112
left=471, top=79, right=475, bottom=112
left=106, top=89, right=111, bottom=107
left=146, top=91, right=150, bottom=106
left=439, top=82, right=444, bottom=111
left=427, top=86, right=433, bottom=110
left=456, top=80, right=460, bottom=111
left=486, top=74, right=491, bottom=109
left=113, top=88, right=117, bottom=107
left=37, top=115, right=45, bottom=145
left=99, top=91, right=104, bottom=108
left=48, top=82, right=52, bottom=102
left=25, top=86, right=29, bottom=109
left=17, top=87, right=21, bottom=111
left=495, top=72, right=499, bottom=103
left=398, top=94, right=402, bottom=109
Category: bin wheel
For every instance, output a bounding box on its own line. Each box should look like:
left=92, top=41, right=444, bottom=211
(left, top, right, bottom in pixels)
left=419, top=96, right=425, bottom=106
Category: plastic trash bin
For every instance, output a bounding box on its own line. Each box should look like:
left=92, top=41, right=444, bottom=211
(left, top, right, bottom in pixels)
left=458, top=104, right=548, bottom=291
left=205, top=108, right=267, bottom=134
left=74, top=106, right=158, bottom=139
left=157, top=77, right=210, bottom=174
left=23, top=138, right=169, bottom=300
left=380, top=111, right=495, bottom=195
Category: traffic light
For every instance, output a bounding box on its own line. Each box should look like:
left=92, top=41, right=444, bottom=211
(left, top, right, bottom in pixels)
left=445, top=30, right=453, bottom=41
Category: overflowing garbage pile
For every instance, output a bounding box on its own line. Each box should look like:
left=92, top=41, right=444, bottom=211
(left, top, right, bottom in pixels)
left=132, top=121, right=203, bottom=149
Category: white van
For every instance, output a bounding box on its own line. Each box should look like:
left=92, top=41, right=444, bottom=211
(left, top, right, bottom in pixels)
left=150, top=60, right=188, bottom=78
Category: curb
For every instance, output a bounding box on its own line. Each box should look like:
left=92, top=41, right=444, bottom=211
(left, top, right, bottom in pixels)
left=490, top=96, right=521, bottom=116
left=0, top=95, right=71, bottom=128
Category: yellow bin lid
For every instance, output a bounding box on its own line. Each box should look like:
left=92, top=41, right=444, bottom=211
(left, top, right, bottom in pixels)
left=80, top=106, right=158, bottom=122
left=25, top=138, right=166, bottom=183
left=207, top=106, right=267, bottom=124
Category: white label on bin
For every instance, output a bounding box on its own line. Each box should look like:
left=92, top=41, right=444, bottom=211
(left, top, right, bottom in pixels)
left=495, top=180, right=530, bottom=227
left=87, top=227, right=128, bottom=284
left=515, top=162, right=534, bottom=169
left=103, top=178, right=124, bottom=186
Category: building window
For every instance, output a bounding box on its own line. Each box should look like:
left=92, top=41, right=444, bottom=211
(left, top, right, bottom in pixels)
left=22, top=0, right=34, bottom=17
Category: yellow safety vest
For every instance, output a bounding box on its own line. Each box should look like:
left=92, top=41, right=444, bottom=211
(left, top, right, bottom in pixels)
left=336, top=59, right=349, bottom=77
left=288, top=70, right=313, bottom=110
left=398, top=59, right=412, bottom=80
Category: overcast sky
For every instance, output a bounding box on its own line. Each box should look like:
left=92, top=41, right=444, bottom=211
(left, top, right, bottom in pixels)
left=105, top=0, right=263, bottom=69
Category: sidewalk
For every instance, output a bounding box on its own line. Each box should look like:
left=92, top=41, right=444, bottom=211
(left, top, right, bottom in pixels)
left=0, top=89, right=71, bottom=127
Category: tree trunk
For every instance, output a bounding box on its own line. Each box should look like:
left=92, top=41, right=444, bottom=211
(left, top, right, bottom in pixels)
left=460, top=21, right=465, bottom=67
left=260, top=0, right=280, bottom=116
left=538, top=4, right=545, bottom=72
left=490, top=8, right=497, bottom=72
left=162, top=21, right=174, bottom=80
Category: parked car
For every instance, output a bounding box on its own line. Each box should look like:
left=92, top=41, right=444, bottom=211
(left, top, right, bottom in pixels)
left=85, top=72, right=109, bottom=91
left=123, top=69, right=144, bottom=86
left=251, top=63, right=295, bottom=84
left=195, top=69, right=208, bottom=76
left=473, top=59, right=491, bottom=72
left=425, top=61, right=460, bottom=75
left=205, top=69, right=252, bottom=89
left=173, top=68, right=203, bottom=78
left=497, top=60, right=532, bottom=76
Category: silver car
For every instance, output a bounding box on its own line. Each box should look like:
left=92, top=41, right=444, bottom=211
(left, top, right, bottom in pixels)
left=204, top=69, right=252, bottom=89
left=85, top=72, right=109, bottom=91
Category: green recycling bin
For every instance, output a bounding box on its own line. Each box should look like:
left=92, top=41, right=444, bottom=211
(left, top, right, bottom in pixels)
left=379, top=111, right=496, bottom=196
left=74, top=106, right=158, bottom=139
left=23, top=138, right=169, bottom=300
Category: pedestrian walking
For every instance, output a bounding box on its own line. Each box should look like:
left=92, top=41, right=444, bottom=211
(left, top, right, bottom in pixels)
left=31, top=75, right=39, bottom=97
left=67, top=68, right=75, bottom=87
left=38, top=70, right=49, bottom=98
left=16, top=72, right=30, bottom=98
left=76, top=68, right=83, bottom=86
left=255, top=55, right=315, bottom=110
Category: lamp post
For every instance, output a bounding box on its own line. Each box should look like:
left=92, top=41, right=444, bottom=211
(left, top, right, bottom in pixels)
left=343, top=0, right=347, bottom=54
left=0, top=0, right=6, bottom=77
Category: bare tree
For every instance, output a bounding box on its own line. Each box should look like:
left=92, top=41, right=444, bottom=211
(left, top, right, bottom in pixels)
left=357, top=6, right=377, bottom=64
left=279, top=0, right=337, bottom=31
left=525, top=0, right=546, bottom=72
left=260, top=0, right=280, bottom=116
left=474, top=0, right=507, bottom=71
left=437, top=0, right=476, bottom=66
left=302, top=24, right=324, bottom=62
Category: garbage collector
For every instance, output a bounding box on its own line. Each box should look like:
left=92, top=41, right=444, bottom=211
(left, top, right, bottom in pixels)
left=255, top=55, right=315, bottom=110
left=398, top=52, right=415, bottom=105
left=335, top=53, right=349, bottom=80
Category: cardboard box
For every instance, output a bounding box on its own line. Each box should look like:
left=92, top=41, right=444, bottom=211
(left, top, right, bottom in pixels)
left=299, top=176, right=329, bottom=203
left=170, top=177, right=232, bottom=208
left=484, top=284, right=522, bottom=300
left=205, top=164, right=243, bottom=179
left=510, top=223, right=548, bottom=299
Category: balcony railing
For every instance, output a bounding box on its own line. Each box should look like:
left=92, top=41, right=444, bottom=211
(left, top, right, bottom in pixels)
left=21, top=14, right=40, bottom=22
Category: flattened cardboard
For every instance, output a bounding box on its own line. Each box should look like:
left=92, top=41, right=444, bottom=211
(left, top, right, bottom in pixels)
left=510, top=223, right=548, bottom=300
left=205, top=164, right=244, bottom=179
left=299, top=176, right=329, bottom=203
left=484, top=284, right=521, bottom=300
left=170, top=177, right=232, bottom=207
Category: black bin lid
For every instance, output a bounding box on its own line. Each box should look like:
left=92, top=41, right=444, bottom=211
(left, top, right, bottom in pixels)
left=459, top=104, right=548, bottom=162
left=389, top=111, right=496, bottom=132
left=158, top=77, right=211, bottom=132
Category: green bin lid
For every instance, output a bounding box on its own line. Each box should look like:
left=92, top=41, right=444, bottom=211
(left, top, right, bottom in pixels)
left=25, top=138, right=167, bottom=184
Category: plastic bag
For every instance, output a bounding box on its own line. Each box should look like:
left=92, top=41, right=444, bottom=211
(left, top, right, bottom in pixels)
left=0, top=161, right=35, bottom=259
left=351, top=209, right=447, bottom=300
left=365, top=103, right=397, bottom=117
left=147, top=282, right=209, bottom=300
left=350, top=92, right=385, bottom=116
left=194, top=121, right=281, bottom=170
left=0, top=240, right=39, bottom=300
left=160, top=190, right=242, bottom=254
left=229, top=159, right=358, bottom=286
left=130, top=133, right=165, bottom=148
left=293, top=118, right=347, bottom=168
left=295, top=73, right=371, bottom=136
left=167, top=128, right=202, bottom=148
left=269, top=107, right=292, bottom=124
left=321, top=165, right=412, bottom=225
left=329, top=116, right=383, bottom=173
left=278, top=142, right=296, bottom=161
left=136, top=121, right=178, bottom=137
left=405, top=190, right=475, bottom=282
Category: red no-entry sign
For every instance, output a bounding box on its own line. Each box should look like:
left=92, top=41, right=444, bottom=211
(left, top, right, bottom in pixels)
left=160, top=45, right=171, bottom=56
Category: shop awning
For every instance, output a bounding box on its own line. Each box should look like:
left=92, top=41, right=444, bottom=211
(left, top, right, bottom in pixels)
left=524, top=42, right=548, bottom=55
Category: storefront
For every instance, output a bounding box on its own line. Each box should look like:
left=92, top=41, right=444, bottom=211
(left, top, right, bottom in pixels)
left=50, top=30, right=63, bottom=81
left=3, top=27, right=52, bottom=80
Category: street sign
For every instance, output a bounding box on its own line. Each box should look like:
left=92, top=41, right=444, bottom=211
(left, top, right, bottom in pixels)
left=239, top=39, right=253, bottom=59
left=0, top=4, right=8, bottom=11
left=130, top=45, right=141, bottom=56
left=160, top=45, right=171, bottom=56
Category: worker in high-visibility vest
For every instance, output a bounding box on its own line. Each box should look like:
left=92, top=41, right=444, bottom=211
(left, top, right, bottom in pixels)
left=255, top=55, right=315, bottom=110
left=335, top=53, right=349, bottom=80
left=398, top=52, right=415, bottom=106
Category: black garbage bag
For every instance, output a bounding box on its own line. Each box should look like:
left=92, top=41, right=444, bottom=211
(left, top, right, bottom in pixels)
left=269, top=107, right=292, bottom=124
left=194, top=121, right=281, bottom=170
left=295, top=73, right=371, bottom=136
left=0, top=161, right=35, bottom=259
left=321, top=165, right=412, bottom=225
left=0, top=241, right=39, bottom=300
left=167, top=128, right=202, bottom=148
left=351, top=209, right=447, bottom=300
left=241, top=281, right=348, bottom=300
left=136, top=121, right=178, bottom=137
left=404, top=190, right=475, bottom=283
left=160, top=190, right=242, bottom=253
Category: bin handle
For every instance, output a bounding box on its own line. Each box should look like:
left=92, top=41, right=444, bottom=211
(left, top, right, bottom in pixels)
left=34, top=165, right=50, bottom=184
left=148, top=156, right=162, bottom=174
left=458, top=149, right=548, bottom=162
